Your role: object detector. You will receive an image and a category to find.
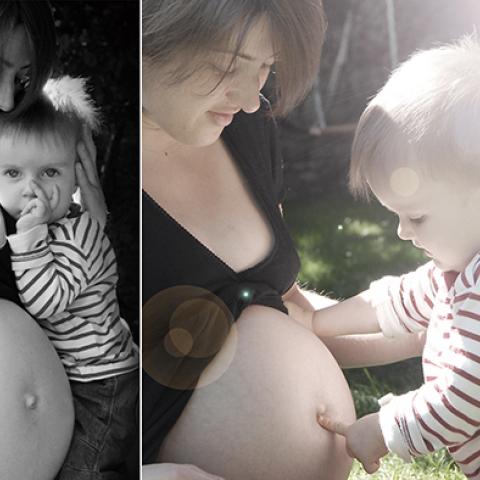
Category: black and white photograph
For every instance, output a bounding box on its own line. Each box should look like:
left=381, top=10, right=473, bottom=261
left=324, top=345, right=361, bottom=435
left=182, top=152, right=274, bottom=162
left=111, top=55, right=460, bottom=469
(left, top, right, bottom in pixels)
left=0, top=1, right=139, bottom=478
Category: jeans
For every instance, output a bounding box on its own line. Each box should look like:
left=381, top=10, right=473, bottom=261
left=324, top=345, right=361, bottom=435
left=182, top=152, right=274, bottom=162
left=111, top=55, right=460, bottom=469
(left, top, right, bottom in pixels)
left=56, top=369, right=139, bottom=480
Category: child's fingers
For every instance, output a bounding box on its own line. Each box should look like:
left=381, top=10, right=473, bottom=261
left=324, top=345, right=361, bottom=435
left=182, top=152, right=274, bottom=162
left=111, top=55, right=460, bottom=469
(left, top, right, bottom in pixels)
left=30, top=181, right=49, bottom=205
left=317, top=414, right=349, bottom=437
left=362, top=459, right=380, bottom=474
left=20, top=198, right=38, bottom=217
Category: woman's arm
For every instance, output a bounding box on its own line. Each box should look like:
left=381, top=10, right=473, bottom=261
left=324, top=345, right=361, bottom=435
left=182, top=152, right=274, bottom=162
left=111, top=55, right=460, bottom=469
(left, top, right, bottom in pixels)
left=283, top=284, right=425, bottom=368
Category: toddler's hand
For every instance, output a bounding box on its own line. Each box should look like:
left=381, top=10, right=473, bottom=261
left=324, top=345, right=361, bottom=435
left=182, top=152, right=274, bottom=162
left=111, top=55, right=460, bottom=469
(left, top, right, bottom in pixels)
left=284, top=301, right=314, bottom=331
left=317, top=412, right=388, bottom=474
left=16, top=182, right=59, bottom=233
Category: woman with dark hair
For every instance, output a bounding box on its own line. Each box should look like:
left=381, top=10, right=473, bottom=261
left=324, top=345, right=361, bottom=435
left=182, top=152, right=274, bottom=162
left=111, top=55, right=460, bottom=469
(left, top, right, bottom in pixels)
left=142, top=1, right=426, bottom=479
left=0, top=2, right=109, bottom=478
left=0, top=0, right=55, bottom=113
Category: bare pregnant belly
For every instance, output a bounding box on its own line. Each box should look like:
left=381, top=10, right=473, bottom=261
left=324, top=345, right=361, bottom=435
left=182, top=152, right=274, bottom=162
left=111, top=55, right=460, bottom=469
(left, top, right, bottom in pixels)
left=0, top=300, right=74, bottom=480
left=159, top=305, right=355, bottom=480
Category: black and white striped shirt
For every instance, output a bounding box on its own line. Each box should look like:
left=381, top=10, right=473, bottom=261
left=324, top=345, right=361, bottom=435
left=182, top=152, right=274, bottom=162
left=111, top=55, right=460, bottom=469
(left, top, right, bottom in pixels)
left=8, top=212, right=138, bottom=382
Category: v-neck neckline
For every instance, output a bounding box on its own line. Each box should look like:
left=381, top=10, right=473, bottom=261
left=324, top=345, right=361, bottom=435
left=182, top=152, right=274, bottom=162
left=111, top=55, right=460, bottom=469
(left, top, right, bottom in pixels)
left=143, top=131, right=278, bottom=277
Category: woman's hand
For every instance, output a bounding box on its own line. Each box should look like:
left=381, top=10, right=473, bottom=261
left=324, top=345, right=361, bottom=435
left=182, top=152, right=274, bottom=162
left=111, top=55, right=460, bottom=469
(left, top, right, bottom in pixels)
left=142, top=463, right=225, bottom=480
left=75, top=125, right=108, bottom=229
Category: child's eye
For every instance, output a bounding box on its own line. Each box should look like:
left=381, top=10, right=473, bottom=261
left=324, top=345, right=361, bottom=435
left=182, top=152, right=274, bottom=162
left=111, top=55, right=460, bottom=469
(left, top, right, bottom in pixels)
left=409, top=216, right=426, bottom=225
left=43, top=168, right=59, bottom=178
left=4, top=169, right=19, bottom=178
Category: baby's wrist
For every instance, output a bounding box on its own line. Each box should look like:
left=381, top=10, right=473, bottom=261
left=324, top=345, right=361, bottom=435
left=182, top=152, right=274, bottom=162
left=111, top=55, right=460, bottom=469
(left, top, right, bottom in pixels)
left=16, top=217, right=47, bottom=234
left=16, top=222, right=42, bottom=234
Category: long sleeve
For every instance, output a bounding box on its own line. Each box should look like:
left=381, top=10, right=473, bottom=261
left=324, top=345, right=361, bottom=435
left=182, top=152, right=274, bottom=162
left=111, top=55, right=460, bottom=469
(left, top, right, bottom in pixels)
left=369, top=262, right=438, bottom=337
left=378, top=255, right=480, bottom=461
left=7, top=213, right=112, bottom=319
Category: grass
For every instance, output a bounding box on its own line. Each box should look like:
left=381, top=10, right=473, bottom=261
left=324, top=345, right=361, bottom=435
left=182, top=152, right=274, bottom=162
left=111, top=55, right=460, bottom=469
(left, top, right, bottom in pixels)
left=349, top=451, right=464, bottom=480
left=283, top=191, right=463, bottom=479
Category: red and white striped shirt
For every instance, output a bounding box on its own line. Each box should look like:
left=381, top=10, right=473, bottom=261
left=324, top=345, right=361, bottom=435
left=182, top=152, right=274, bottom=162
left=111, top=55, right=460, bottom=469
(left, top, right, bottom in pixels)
left=7, top=211, right=138, bottom=382
left=371, top=253, right=480, bottom=479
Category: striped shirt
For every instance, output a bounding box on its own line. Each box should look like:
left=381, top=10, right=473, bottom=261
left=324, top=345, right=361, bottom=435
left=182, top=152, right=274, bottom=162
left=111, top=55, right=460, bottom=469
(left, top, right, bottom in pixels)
left=7, top=211, right=138, bottom=382
left=371, top=253, right=480, bottom=479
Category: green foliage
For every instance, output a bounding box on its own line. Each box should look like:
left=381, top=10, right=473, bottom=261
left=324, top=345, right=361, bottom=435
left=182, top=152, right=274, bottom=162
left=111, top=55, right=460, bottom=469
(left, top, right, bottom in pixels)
left=284, top=192, right=425, bottom=298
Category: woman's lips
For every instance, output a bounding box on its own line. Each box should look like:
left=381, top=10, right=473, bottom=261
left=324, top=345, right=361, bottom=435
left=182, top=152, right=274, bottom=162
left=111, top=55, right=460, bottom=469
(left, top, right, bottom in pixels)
left=209, top=111, right=236, bottom=127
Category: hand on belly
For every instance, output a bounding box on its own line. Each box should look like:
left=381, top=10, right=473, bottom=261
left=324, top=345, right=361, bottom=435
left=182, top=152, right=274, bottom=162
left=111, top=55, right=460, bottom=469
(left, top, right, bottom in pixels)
left=159, top=305, right=355, bottom=480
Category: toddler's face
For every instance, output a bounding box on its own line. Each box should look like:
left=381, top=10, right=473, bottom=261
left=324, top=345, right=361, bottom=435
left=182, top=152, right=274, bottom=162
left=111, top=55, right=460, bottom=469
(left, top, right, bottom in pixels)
left=0, top=134, right=77, bottom=223
left=370, top=167, right=480, bottom=273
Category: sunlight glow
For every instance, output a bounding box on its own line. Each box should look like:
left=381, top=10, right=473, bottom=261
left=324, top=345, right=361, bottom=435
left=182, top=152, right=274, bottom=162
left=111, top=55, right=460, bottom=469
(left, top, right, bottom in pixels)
left=390, top=167, right=420, bottom=197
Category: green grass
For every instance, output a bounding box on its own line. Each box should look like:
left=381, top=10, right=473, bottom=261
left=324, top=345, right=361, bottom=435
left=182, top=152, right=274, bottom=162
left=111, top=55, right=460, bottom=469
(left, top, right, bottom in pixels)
left=283, top=191, right=463, bottom=479
left=349, top=451, right=464, bottom=480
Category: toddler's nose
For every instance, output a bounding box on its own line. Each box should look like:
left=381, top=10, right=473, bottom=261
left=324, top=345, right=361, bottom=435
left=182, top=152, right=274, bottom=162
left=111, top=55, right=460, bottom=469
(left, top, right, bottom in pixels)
left=397, top=218, right=414, bottom=241
left=22, top=180, right=37, bottom=198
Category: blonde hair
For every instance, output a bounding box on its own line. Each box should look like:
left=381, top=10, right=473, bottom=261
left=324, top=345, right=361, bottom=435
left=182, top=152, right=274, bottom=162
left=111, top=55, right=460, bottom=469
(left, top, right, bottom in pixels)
left=350, top=35, right=480, bottom=198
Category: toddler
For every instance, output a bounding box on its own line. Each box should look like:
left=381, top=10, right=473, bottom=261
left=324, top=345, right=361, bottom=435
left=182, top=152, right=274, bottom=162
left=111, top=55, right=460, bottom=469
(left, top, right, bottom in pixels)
left=0, top=76, right=138, bottom=478
left=287, top=37, right=480, bottom=478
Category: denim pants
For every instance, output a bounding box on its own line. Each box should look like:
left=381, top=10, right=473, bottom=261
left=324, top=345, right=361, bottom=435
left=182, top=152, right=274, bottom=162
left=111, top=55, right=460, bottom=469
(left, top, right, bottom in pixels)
left=56, top=369, right=139, bottom=480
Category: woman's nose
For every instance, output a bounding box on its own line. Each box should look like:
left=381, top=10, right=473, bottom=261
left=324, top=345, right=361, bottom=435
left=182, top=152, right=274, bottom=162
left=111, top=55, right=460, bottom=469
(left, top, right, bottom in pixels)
left=0, top=76, right=16, bottom=112
left=227, top=75, right=261, bottom=114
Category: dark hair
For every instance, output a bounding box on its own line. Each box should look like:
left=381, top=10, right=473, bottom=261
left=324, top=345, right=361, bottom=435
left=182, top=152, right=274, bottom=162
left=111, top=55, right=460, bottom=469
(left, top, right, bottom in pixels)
left=143, top=0, right=326, bottom=116
left=0, top=0, right=56, bottom=116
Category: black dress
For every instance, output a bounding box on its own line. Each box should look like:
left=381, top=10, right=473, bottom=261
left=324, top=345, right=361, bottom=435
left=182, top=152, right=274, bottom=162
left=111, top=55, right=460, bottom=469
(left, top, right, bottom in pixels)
left=142, top=98, right=301, bottom=463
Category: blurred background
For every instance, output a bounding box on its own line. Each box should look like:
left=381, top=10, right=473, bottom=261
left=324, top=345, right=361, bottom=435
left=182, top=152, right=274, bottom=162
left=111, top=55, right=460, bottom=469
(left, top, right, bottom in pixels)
left=279, top=1, right=479, bottom=477
left=51, top=0, right=139, bottom=341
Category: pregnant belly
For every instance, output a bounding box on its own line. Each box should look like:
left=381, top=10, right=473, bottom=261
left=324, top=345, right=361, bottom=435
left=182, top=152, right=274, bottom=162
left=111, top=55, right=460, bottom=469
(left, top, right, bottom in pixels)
left=0, top=300, right=74, bottom=480
left=159, top=305, right=355, bottom=480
